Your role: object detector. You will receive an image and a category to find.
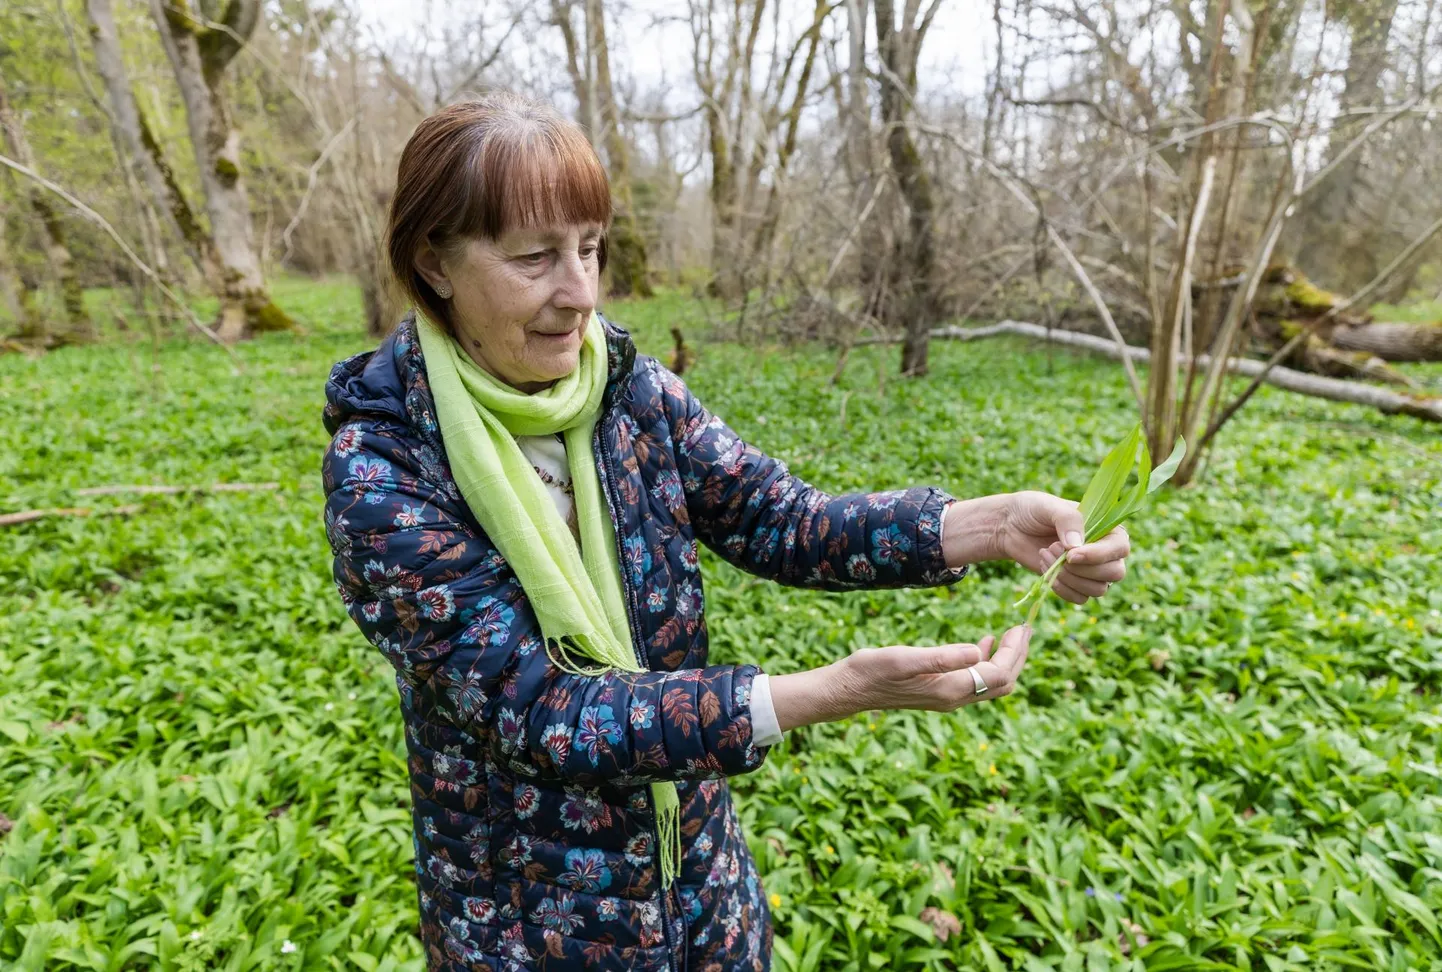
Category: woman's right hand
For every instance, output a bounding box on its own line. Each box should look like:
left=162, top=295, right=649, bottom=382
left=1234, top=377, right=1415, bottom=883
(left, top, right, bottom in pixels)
left=769, top=625, right=1033, bottom=733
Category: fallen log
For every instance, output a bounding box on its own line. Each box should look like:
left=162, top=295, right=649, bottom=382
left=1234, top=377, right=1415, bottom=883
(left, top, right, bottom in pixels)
left=1298, top=339, right=1421, bottom=389
left=1330, top=320, right=1442, bottom=362
left=926, top=321, right=1442, bottom=423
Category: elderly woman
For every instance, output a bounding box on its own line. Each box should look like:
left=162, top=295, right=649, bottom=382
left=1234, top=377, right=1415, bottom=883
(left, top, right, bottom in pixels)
left=321, top=92, right=1129, bottom=972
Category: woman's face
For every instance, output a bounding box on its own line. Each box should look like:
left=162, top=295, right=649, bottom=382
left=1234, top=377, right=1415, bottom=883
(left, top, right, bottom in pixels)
left=420, top=221, right=604, bottom=393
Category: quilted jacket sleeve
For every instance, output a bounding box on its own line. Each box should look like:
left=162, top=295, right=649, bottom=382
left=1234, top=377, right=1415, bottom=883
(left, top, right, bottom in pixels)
left=322, top=417, right=770, bottom=788
left=654, top=361, right=970, bottom=591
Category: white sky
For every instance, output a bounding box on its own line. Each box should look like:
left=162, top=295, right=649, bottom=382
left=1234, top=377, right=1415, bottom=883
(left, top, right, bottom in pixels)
left=349, top=0, right=995, bottom=107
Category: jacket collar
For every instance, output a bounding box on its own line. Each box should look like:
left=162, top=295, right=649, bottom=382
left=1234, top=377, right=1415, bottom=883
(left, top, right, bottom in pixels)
left=324, top=309, right=638, bottom=436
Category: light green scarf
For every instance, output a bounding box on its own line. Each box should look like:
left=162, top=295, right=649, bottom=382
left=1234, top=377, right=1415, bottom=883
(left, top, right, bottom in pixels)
left=415, top=311, right=682, bottom=890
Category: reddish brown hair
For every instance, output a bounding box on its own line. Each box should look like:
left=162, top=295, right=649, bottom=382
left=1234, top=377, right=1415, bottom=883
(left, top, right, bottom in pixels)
left=386, top=92, right=612, bottom=332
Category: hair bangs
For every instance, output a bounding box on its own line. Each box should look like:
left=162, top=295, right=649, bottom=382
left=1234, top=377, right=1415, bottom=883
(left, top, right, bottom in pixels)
left=461, top=124, right=612, bottom=241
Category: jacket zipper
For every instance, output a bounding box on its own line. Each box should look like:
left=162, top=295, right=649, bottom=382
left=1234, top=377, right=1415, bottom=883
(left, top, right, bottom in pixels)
left=593, top=406, right=685, bottom=972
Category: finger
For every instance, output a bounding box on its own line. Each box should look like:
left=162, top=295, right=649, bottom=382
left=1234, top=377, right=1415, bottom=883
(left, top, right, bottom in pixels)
left=1063, top=558, right=1126, bottom=583
left=977, top=634, right=995, bottom=661
left=934, top=662, right=1006, bottom=707
left=907, top=642, right=984, bottom=676
left=1050, top=502, right=1086, bottom=551
left=1052, top=576, right=1090, bottom=604
left=1054, top=570, right=1110, bottom=598
left=1009, top=633, right=1031, bottom=681
left=987, top=625, right=1032, bottom=673
left=1070, top=525, right=1130, bottom=566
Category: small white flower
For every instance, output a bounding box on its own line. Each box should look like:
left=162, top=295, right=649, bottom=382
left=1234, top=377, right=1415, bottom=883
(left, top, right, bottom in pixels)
left=348, top=692, right=357, bottom=700
left=324, top=702, right=334, bottom=711
left=281, top=940, right=297, bottom=954
left=190, top=930, right=202, bottom=941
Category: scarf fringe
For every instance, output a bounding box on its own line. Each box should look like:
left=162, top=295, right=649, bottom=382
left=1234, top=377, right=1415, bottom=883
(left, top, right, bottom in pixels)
left=543, top=636, right=618, bottom=678
left=651, top=782, right=682, bottom=890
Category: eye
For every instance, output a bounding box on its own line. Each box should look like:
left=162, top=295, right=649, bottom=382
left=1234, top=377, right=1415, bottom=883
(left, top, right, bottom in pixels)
left=520, top=250, right=550, bottom=265
left=579, top=243, right=599, bottom=260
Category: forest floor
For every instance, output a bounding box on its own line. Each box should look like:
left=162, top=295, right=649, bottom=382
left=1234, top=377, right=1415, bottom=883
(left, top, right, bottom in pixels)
left=2, top=277, right=1440, bottom=971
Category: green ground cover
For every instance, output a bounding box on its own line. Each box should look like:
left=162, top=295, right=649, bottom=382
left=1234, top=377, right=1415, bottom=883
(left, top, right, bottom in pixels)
left=2, top=279, right=1440, bottom=971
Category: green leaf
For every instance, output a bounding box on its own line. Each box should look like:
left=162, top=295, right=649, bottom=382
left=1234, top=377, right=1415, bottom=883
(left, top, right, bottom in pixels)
left=1089, top=433, right=1153, bottom=542
left=1077, top=423, right=1142, bottom=536
left=0, top=720, right=29, bottom=744
left=888, top=915, right=936, bottom=942
left=1147, top=436, right=1187, bottom=492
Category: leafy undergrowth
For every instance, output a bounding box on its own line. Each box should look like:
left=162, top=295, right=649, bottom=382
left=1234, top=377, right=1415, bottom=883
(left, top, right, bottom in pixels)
left=2, top=280, right=1440, bottom=971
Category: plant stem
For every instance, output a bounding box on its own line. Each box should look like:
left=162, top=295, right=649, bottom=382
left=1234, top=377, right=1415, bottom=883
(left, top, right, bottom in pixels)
left=1019, top=552, right=1071, bottom=625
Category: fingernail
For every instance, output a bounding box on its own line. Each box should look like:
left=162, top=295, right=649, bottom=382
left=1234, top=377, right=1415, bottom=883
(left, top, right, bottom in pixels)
left=1065, top=531, right=1083, bottom=548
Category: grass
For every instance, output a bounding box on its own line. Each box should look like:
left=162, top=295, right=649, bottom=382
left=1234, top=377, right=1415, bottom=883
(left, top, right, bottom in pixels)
left=2, top=277, right=1441, bottom=971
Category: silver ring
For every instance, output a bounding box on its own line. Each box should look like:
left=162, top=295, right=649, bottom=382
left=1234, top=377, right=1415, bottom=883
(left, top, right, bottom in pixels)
left=970, top=668, right=989, bottom=696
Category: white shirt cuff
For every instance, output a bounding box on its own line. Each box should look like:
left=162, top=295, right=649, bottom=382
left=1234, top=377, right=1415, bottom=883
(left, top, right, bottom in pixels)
left=750, top=673, right=783, bottom=747
left=938, top=499, right=968, bottom=576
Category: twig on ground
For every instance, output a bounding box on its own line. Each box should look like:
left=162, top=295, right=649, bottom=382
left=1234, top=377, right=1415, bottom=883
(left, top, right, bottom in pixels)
left=74, top=482, right=280, bottom=497
left=0, top=505, right=142, bottom=528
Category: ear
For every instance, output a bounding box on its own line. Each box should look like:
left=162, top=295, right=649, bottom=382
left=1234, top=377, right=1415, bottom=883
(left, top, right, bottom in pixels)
left=414, top=241, right=450, bottom=291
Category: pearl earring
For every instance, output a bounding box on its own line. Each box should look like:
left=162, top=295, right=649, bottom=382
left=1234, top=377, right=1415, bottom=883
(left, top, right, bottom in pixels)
left=434, top=281, right=453, bottom=299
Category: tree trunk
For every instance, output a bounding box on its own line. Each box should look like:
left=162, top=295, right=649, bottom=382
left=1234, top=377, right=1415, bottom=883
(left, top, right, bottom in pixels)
left=552, top=0, right=595, bottom=140
left=844, top=0, right=889, bottom=328
left=874, top=0, right=939, bottom=376
left=1293, top=0, right=1401, bottom=288
left=0, top=72, right=93, bottom=342
left=587, top=0, right=651, bottom=298
left=0, top=195, right=23, bottom=327
left=1148, top=154, right=1216, bottom=461
left=149, top=0, right=293, bottom=343
left=87, top=0, right=220, bottom=287
left=1331, top=320, right=1442, bottom=361
left=693, top=0, right=765, bottom=302
left=704, top=101, right=740, bottom=300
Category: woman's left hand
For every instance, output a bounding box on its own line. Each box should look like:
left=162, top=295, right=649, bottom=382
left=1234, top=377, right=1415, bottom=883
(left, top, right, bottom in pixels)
left=943, top=491, right=1130, bottom=605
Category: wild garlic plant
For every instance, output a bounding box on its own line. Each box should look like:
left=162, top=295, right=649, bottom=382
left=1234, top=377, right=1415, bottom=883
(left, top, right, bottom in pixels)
left=1016, top=424, right=1186, bottom=625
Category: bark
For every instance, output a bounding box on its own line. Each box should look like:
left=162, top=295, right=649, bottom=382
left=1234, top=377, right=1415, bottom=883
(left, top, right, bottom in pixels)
left=586, top=0, right=651, bottom=297
left=703, top=99, right=737, bottom=298
left=0, top=72, right=93, bottom=341
left=695, top=0, right=766, bottom=300
left=843, top=0, right=872, bottom=189
left=87, top=0, right=220, bottom=286
left=1148, top=155, right=1215, bottom=463
left=923, top=321, right=1442, bottom=423
left=552, top=0, right=595, bottom=139
left=0, top=195, right=23, bottom=326
left=844, top=0, right=887, bottom=322
left=149, top=0, right=293, bottom=342
left=875, top=0, right=941, bottom=376
left=1331, top=320, right=1442, bottom=361
left=1294, top=0, right=1402, bottom=287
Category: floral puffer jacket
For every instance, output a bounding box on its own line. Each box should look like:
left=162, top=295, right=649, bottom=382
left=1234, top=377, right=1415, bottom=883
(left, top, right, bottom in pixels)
left=321, top=312, right=968, bottom=971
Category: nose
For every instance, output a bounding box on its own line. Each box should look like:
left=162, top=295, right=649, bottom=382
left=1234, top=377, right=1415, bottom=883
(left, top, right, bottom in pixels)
left=552, top=246, right=596, bottom=317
